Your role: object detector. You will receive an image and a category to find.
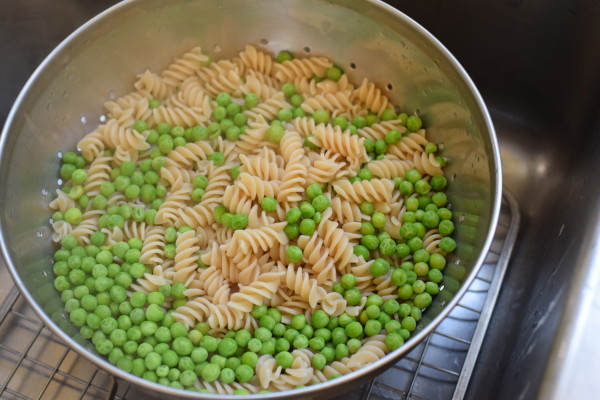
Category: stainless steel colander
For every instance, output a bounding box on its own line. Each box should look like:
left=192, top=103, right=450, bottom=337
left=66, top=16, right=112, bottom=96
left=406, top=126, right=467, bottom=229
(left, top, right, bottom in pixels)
left=0, top=0, right=501, bottom=398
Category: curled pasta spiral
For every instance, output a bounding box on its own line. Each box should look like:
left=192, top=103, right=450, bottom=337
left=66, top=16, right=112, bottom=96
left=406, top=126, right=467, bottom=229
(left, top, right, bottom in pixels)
left=77, top=129, right=105, bottom=161
left=413, top=151, right=444, bottom=176
left=239, top=147, right=282, bottom=181
left=155, top=178, right=193, bottom=226
left=161, top=46, right=208, bottom=87
left=173, top=229, right=200, bottom=286
left=329, top=196, right=362, bottom=224
left=140, top=225, right=165, bottom=266
left=134, top=69, right=172, bottom=100
left=367, top=155, right=414, bottom=179
left=277, top=131, right=307, bottom=204
left=320, top=291, right=347, bottom=317
left=301, top=90, right=360, bottom=118
left=236, top=44, right=273, bottom=76
left=388, top=129, right=429, bottom=159
left=49, top=189, right=76, bottom=213
left=273, top=57, right=333, bottom=82
left=280, top=263, right=326, bottom=308
left=164, top=141, right=213, bottom=169
left=101, top=119, right=150, bottom=151
left=151, top=104, right=209, bottom=128
left=358, top=119, right=406, bottom=141
left=352, top=78, right=390, bottom=116
left=171, top=77, right=213, bottom=119
left=311, top=124, right=368, bottom=166
left=226, top=222, right=289, bottom=256
left=228, top=271, right=284, bottom=312
left=297, top=233, right=336, bottom=284
left=317, top=212, right=356, bottom=272
left=244, top=92, right=289, bottom=123
left=306, top=151, right=347, bottom=186
left=332, top=178, right=394, bottom=203
left=237, top=172, right=281, bottom=201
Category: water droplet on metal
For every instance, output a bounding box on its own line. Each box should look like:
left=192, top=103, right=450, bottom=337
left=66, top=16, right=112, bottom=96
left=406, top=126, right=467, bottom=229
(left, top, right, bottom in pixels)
left=36, top=231, right=43, bottom=238
left=57, top=151, right=63, bottom=159
left=99, top=114, right=107, bottom=122
left=57, top=179, right=63, bottom=185
left=80, top=115, right=87, bottom=124
left=41, top=189, right=48, bottom=196
left=213, top=44, right=222, bottom=53
left=108, top=90, right=116, bottom=99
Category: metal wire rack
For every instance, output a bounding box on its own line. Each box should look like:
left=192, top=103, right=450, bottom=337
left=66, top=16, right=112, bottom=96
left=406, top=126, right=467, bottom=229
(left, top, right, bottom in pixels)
left=0, top=192, right=519, bottom=400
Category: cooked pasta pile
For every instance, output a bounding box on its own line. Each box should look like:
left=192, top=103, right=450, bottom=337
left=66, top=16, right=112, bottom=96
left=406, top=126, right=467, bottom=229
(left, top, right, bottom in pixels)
left=49, top=44, right=455, bottom=394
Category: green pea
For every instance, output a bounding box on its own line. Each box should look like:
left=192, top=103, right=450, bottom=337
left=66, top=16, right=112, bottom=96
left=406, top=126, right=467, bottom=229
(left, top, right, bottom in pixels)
left=312, top=195, right=330, bottom=212
left=244, top=93, right=259, bottom=108
left=276, top=51, right=293, bottom=64
left=267, top=124, right=285, bottom=143
left=407, top=115, right=423, bottom=132
left=286, top=208, right=301, bottom=224
left=313, top=109, right=330, bottom=124
left=344, top=288, right=362, bottom=306
left=261, top=197, right=277, bottom=212
left=353, top=245, right=370, bottom=260
left=370, top=258, right=390, bottom=277
left=298, top=218, right=316, bottom=236
left=361, top=234, right=379, bottom=251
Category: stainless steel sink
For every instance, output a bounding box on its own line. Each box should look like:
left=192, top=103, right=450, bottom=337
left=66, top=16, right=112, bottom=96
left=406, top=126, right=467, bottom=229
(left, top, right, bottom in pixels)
left=1, top=0, right=600, bottom=399
left=386, top=1, right=600, bottom=399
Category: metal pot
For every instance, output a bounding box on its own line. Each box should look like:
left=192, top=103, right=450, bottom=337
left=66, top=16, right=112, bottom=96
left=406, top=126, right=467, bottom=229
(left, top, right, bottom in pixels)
left=0, top=0, right=501, bottom=398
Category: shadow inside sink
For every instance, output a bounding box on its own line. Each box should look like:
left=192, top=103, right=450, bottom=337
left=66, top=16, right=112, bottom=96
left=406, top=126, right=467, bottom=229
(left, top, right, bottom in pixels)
left=387, top=0, right=600, bottom=398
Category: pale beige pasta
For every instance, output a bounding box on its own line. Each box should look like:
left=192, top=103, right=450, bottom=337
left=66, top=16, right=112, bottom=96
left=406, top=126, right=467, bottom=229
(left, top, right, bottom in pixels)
left=155, top=178, right=193, bottom=226
left=311, top=124, right=368, bottom=167
left=332, top=178, right=394, bottom=203
left=239, top=147, right=282, bottom=181
left=228, top=271, right=283, bottom=312
left=367, top=154, right=414, bottom=179
left=174, top=77, right=213, bottom=119
left=301, top=90, right=360, bottom=118
left=297, top=233, right=336, bottom=284
left=151, top=104, right=210, bottom=128
left=237, top=172, right=281, bottom=201
left=244, top=92, right=289, bottom=122
left=111, top=145, right=139, bottom=168
left=140, top=225, right=166, bottom=266
left=306, top=150, right=347, bottom=186
left=329, top=196, right=362, bottom=224
left=273, top=56, right=333, bottom=82
left=172, top=229, right=200, bottom=286
left=134, top=69, right=172, bottom=100
left=100, top=118, right=149, bottom=151
left=388, top=129, right=429, bottom=158
left=357, top=119, right=406, bottom=141
left=277, top=131, right=308, bottom=204
left=77, top=128, right=105, bottom=161
left=236, top=44, right=274, bottom=76
left=317, top=210, right=356, bottom=272
left=162, top=46, right=208, bottom=88
left=352, top=78, right=390, bottom=116
left=413, top=150, right=444, bottom=176
left=49, top=189, right=76, bottom=213
left=280, top=263, right=326, bottom=308
left=226, top=222, right=289, bottom=256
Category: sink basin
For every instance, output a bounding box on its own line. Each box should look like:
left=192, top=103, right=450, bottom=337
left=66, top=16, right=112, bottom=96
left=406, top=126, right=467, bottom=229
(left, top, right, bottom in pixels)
left=385, top=1, right=600, bottom=398
left=1, top=0, right=599, bottom=399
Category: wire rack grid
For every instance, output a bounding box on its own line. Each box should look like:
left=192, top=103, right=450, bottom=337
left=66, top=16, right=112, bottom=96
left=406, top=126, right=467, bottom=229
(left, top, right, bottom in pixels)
left=0, top=192, right=519, bottom=400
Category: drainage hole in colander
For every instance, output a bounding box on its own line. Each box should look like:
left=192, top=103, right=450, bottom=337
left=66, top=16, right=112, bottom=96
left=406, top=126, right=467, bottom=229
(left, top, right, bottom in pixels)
left=260, top=38, right=268, bottom=45
left=386, top=83, right=393, bottom=91
left=304, top=46, right=311, bottom=53
left=350, top=62, right=357, bottom=70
